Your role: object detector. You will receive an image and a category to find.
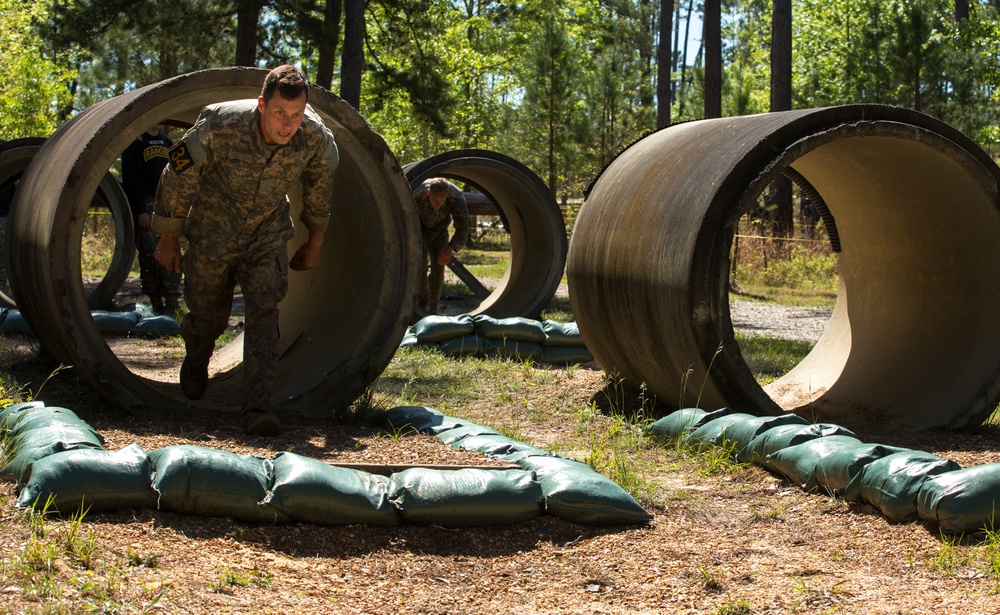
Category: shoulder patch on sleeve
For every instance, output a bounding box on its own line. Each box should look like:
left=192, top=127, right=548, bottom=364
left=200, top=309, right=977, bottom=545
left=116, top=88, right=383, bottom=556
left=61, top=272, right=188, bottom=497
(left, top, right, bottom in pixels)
left=168, top=142, right=195, bottom=174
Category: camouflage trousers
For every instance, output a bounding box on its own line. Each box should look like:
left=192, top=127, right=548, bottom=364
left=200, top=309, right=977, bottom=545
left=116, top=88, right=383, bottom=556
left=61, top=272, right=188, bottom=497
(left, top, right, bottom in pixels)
left=419, top=234, right=450, bottom=314
left=181, top=231, right=288, bottom=412
left=136, top=207, right=182, bottom=303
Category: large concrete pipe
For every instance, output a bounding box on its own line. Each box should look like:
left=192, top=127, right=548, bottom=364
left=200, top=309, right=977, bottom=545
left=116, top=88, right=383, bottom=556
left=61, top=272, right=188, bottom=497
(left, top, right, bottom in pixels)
left=570, top=105, right=1000, bottom=430
left=403, top=150, right=567, bottom=318
left=1, top=138, right=133, bottom=309
left=8, top=67, right=420, bottom=417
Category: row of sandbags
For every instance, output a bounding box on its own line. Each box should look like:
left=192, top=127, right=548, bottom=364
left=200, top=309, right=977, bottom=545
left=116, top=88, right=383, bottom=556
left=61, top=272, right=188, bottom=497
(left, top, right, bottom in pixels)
left=2, top=400, right=650, bottom=527
left=0, top=303, right=179, bottom=337
left=401, top=314, right=594, bottom=365
left=646, top=407, right=997, bottom=534
left=380, top=405, right=652, bottom=526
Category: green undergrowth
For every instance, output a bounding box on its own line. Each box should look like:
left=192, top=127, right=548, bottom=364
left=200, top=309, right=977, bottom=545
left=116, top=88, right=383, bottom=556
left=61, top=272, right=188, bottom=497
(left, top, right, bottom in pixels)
left=736, top=333, right=815, bottom=385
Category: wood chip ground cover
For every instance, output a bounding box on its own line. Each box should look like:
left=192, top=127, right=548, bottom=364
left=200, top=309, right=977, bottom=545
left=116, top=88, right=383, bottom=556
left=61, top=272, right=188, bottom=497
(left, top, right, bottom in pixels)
left=2, top=337, right=1000, bottom=614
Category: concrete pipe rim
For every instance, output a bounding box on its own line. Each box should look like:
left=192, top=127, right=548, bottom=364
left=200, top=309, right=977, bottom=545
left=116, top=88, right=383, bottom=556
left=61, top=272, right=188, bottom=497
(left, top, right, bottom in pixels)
left=570, top=105, right=1000, bottom=431
left=8, top=67, right=420, bottom=417
left=1, top=138, right=135, bottom=310
left=403, top=149, right=567, bottom=319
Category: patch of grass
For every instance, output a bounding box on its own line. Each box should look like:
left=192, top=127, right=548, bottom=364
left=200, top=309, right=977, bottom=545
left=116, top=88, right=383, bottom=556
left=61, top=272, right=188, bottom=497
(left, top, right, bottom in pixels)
left=80, top=212, right=119, bottom=276
left=929, top=530, right=969, bottom=575
left=716, top=595, right=753, bottom=615
left=735, top=333, right=814, bottom=385
left=211, top=566, right=274, bottom=594
left=458, top=248, right=510, bottom=279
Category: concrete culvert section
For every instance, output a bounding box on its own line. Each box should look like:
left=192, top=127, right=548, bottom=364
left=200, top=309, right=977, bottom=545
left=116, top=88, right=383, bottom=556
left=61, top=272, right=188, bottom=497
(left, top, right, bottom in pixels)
left=8, top=67, right=420, bottom=417
left=403, top=149, right=567, bottom=318
left=570, top=105, right=1000, bottom=430
left=1, top=138, right=134, bottom=310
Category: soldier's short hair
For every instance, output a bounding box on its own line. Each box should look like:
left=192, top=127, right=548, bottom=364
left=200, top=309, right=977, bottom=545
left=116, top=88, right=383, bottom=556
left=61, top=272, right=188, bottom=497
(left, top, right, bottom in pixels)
left=261, top=65, right=309, bottom=103
left=427, top=178, right=451, bottom=194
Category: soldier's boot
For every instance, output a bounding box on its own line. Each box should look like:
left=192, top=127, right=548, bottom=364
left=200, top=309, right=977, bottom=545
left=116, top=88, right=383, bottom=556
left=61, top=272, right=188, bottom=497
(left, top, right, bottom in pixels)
left=164, top=295, right=181, bottom=317
left=241, top=407, right=281, bottom=437
left=150, top=295, right=166, bottom=315
left=179, top=338, right=213, bottom=401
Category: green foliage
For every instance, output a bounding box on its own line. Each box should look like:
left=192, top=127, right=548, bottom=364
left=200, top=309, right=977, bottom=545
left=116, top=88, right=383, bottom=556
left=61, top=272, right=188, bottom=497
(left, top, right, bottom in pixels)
left=0, top=0, right=77, bottom=138
left=736, top=333, right=814, bottom=385
left=734, top=243, right=839, bottom=293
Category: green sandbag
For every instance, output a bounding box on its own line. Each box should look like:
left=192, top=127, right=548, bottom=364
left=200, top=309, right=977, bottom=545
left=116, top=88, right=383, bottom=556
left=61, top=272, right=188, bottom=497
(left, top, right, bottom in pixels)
left=387, top=467, right=543, bottom=527
left=263, top=452, right=401, bottom=526
left=149, top=445, right=287, bottom=524
left=449, top=433, right=536, bottom=456
left=841, top=450, right=960, bottom=522
left=0, top=401, right=48, bottom=428
left=541, top=320, right=584, bottom=346
left=917, top=464, right=1000, bottom=533
left=682, top=413, right=759, bottom=451
left=16, top=444, right=157, bottom=514
left=6, top=407, right=95, bottom=440
left=764, top=436, right=906, bottom=494
left=399, top=330, right=421, bottom=348
left=437, top=424, right=503, bottom=445
left=90, top=309, right=142, bottom=335
left=739, top=423, right=857, bottom=465
left=493, top=339, right=544, bottom=361
left=512, top=453, right=652, bottom=525
left=377, top=406, right=470, bottom=436
left=645, top=407, right=734, bottom=441
left=3, top=423, right=107, bottom=484
left=472, top=315, right=547, bottom=343
left=541, top=346, right=594, bottom=365
left=438, top=333, right=494, bottom=357
left=118, top=302, right=156, bottom=318
left=131, top=315, right=181, bottom=336
left=0, top=309, right=32, bottom=335
left=412, top=314, right=475, bottom=343
left=709, top=413, right=811, bottom=453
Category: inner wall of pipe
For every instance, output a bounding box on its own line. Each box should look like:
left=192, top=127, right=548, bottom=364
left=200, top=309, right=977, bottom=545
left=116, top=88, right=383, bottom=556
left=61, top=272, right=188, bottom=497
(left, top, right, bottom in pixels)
left=759, top=130, right=1000, bottom=428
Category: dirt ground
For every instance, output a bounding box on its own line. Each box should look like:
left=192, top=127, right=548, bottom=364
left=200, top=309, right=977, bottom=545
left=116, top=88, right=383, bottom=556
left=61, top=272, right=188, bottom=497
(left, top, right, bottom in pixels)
left=2, top=283, right=1000, bottom=614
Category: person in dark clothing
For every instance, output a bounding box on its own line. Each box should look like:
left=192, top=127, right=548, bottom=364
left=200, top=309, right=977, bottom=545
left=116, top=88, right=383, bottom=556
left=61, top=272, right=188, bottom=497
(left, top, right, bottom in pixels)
left=121, top=127, right=181, bottom=315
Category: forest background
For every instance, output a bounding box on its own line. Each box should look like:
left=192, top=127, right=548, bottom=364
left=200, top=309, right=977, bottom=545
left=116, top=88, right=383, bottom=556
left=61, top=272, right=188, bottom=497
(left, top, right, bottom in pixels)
left=2, top=0, right=1000, bottom=209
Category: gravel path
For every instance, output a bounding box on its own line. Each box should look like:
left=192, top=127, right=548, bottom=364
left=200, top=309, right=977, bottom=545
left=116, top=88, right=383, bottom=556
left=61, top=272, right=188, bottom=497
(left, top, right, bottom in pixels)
left=730, top=299, right=831, bottom=343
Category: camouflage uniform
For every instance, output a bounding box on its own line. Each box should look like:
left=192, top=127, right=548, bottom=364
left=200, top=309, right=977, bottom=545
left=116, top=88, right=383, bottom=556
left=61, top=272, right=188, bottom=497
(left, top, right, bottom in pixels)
left=412, top=179, right=469, bottom=314
left=152, top=100, right=338, bottom=411
left=121, top=130, right=181, bottom=311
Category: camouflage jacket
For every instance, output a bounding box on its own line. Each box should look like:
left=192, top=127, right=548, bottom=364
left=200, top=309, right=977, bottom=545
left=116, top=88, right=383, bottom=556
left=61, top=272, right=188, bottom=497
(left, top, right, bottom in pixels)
left=152, top=100, right=338, bottom=241
left=412, top=179, right=470, bottom=251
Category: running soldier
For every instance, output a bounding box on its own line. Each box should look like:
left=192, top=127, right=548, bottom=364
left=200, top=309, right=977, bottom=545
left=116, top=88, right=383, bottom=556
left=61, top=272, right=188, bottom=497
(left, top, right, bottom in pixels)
left=413, top=178, right=469, bottom=314
left=153, top=65, right=339, bottom=436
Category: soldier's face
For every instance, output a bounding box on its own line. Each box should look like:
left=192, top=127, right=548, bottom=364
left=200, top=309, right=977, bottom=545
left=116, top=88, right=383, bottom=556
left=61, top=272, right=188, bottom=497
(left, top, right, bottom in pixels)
left=428, top=190, right=447, bottom=210
left=258, top=92, right=308, bottom=146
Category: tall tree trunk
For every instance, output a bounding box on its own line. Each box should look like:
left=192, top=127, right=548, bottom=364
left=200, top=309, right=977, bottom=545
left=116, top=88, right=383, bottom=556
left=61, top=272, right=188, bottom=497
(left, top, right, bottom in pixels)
left=955, top=0, right=969, bottom=20
left=656, top=0, right=674, bottom=128
left=235, top=0, right=263, bottom=67
left=678, top=0, right=694, bottom=116
left=341, top=0, right=365, bottom=108
left=769, top=0, right=793, bottom=237
left=315, top=0, right=343, bottom=90
left=703, top=0, right=721, bottom=118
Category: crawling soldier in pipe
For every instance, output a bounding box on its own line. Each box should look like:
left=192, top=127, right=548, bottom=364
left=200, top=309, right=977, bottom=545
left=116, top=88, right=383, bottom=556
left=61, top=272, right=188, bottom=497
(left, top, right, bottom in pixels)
left=152, top=65, right=340, bottom=437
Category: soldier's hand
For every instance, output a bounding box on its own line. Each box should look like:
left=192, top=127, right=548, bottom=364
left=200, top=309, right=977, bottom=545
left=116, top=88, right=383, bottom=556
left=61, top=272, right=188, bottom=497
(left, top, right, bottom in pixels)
left=290, top=241, right=321, bottom=271
left=155, top=235, right=182, bottom=272
left=137, top=212, right=152, bottom=231
left=436, top=245, right=454, bottom=266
